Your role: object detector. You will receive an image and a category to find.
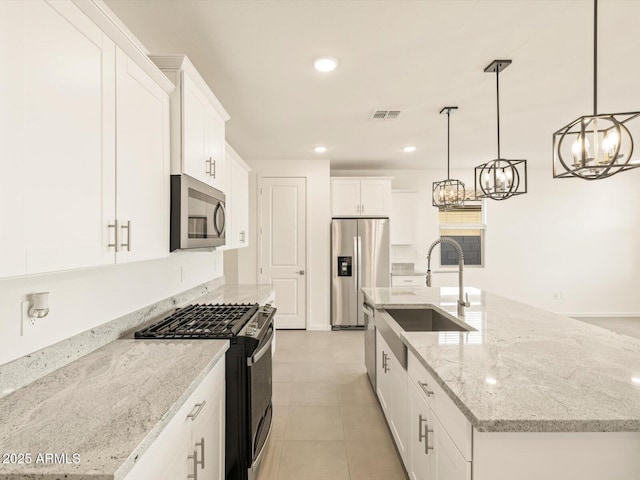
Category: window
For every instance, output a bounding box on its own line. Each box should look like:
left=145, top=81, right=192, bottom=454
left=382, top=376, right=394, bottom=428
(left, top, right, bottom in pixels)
left=438, top=200, right=485, bottom=267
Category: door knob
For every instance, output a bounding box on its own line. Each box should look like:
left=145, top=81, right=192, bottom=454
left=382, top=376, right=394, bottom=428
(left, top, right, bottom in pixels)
left=296, top=270, right=305, bottom=275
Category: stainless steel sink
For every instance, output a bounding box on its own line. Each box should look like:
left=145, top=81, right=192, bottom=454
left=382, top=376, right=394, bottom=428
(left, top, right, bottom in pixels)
left=385, top=308, right=473, bottom=332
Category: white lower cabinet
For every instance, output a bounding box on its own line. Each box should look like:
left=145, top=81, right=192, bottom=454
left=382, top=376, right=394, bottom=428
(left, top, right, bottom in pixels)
left=376, top=330, right=409, bottom=468
left=125, top=357, right=225, bottom=480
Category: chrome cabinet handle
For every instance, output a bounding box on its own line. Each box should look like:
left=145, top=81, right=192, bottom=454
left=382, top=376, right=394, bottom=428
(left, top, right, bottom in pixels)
left=240, top=231, right=246, bottom=243
left=382, top=352, right=390, bottom=373
left=356, top=204, right=360, bottom=213
left=187, top=401, right=207, bottom=421
left=425, top=422, right=434, bottom=455
left=205, top=157, right=212, bottom=176
left=108, top=221, right=119, bottom=252
left=418, top=414, right=427, bottom=443
left=361, top=204, right=364, bottom=213
left=419, top=381, right=434, bottom=397
left=296, top=270, right=305, bottom=275
left=196, top=437, right=205, bottom=469
left=187, top=449, right=199, bottom=479
left=120, top=220, right=131, bottom=251
left=212, top=159, right=216, bottom=178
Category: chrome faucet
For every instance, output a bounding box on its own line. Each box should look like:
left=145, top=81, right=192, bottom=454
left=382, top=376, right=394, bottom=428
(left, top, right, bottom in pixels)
left=426, top=237, right=470, bottom=317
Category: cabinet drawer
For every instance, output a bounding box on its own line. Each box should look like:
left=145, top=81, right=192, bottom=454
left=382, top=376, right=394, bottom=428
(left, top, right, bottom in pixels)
left=391, top=275, right=425, bottom=287
left=408, top=351, right=472, bottom=461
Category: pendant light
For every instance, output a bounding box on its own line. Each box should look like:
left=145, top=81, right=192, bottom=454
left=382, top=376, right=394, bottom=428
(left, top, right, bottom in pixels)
left=553, top=0, right=640, bottom=180
left=432, top=106, right=465, bottom=209
left=474, top=60, right=527, bottom=200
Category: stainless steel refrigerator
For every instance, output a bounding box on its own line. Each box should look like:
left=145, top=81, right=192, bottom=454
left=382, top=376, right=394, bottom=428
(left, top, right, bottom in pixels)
left=331, top=218, right=390, bottom=329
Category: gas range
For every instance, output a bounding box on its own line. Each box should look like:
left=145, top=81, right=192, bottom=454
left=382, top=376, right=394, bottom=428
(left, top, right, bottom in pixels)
left=134, top=302, right=277, bottom=480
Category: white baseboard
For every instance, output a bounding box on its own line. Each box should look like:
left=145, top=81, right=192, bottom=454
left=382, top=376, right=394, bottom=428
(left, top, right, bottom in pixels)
left=560, top=312, right=640, bottom=318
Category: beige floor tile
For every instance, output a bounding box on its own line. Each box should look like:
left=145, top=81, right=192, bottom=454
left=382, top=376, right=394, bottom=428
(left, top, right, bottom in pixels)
left=284, top=406, right=344, bottom=440
left=272, top=362, right=297, bottom=382
left=278, top=441, right=350, bottom=480
left=335, top=362, right=368, bottom=384
left=288, top=382, right=339, bottom=406
left=273, top=347, right=301, bottom=364
left=340, top=404, right=392, bottom=442
left=256, top=439, right=283, bottom=480
left=296, top=347, right=333, bottom=363
left=271, top=406, right=288, bottom=440
left=293, top=362, right=337, bottom=382
left=330, top=347, right=365, bottom=363
left=338, top=376, right=378, bottom=406
left=345, top=437, right=407, bottom=480
left=272, top=382, right=292, bottom=406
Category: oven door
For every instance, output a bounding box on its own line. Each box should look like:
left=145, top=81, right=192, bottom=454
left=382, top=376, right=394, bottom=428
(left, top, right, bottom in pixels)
left=247, top=324, right=273, bottom=474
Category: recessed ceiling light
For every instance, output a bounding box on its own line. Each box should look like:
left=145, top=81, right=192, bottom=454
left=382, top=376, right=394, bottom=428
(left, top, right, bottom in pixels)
left=313, top=56, right=339, bottom=72
left=632, top=376, right=640, bottom=385
left=485, top=377, right=497, bottom=385
left=314, top=146, right=327, bottom=153
left=403, top=146, right=416, bottom=153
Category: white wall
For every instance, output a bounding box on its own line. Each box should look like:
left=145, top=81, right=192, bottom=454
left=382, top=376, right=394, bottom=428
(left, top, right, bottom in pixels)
left=238, top=159, right=331, bottom=330
left=334, top=167, right=640, bottom=316
left=0, top=251, right=223, bottom=366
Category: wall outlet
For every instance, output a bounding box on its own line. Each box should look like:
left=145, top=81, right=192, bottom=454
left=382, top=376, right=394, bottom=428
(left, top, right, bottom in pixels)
left=552, top=291, right=566, bottom=301
left=20, top=301, right=37, bottom=336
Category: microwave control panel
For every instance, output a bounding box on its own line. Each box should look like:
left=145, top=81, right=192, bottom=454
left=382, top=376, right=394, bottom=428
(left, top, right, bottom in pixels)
left=337, top=256, right=352, bottom=277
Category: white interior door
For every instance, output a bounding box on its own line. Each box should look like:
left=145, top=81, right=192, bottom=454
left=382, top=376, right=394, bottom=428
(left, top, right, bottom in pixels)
left=259, top=177, right=306, bottom=329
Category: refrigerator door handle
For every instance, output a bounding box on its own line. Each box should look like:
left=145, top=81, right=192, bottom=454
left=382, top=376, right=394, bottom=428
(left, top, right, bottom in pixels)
left=357, top=236, right=362, bottom=291
left=353, top=236, right=358, bottom=292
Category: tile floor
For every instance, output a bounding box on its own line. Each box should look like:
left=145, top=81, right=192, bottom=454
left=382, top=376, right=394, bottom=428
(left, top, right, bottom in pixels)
left=258, top=330, right=407, bottom=480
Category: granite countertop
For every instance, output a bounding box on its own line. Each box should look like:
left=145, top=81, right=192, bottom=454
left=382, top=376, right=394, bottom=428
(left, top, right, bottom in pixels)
left=0, top=282, right=274, bottom=479
left=362, top=286, right=640, bottom=433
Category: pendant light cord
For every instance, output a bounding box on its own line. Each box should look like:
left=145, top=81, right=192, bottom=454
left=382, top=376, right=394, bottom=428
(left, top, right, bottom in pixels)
left=446, top=108, right=451, bottom=178
left=594, top=0, right=598, bottom=115
left=496, top=67, right=501, bottom=159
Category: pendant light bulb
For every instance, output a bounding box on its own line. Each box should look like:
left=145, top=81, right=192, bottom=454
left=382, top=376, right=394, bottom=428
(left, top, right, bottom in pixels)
left=432, top=106, right=465, bottom=209
left=571, top=135, right=590, bottom=164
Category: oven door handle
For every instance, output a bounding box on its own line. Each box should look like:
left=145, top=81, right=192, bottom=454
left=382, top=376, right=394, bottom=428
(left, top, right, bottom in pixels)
left=247, top=326, right=274, bottom=366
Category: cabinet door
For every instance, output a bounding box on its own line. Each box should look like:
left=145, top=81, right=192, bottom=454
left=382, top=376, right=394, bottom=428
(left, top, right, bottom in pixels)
left=391, top=192, right=417, bottom=244
left=115, top=47, right=169, bottom=264
left=206, top=110, right=226, bottom=192
left=432, top=414, right=471, bottom=480
left=360, top=179, right=391, bottom=216
left=331, top=179, right=361, bottom=216
left=21, top=0, right=116, bottom=275
left=389, top=344, right=409, bottom=468
left=408, top=381, right=432, bottom=480
left=183, top=72, right=208, bottom=183
left=0, top=1, right=26, bottom=277
left=191, top=385, right=225, bottom=480
left=375, top=330, right=392, bottom=417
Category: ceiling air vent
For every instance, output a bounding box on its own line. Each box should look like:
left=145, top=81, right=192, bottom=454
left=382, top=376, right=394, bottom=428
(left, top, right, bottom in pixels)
left=369, top=109, right=401, bottom=121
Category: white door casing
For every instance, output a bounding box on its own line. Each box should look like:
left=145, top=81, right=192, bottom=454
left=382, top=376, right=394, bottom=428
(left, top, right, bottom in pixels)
left=259, top=177, right=306, bottom=329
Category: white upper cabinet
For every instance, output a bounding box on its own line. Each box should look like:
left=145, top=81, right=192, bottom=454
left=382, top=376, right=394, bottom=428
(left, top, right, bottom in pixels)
left=150, top=55, right=230, bottom=193
left=224, top=143, right=251, bottom=250
left=391, top=192, right=418, bottom=245
left=114, top=47, right=170, bottom=264
left=0, top=0, right=173, bottom=279
left=331, top=177, right=392, bottom=217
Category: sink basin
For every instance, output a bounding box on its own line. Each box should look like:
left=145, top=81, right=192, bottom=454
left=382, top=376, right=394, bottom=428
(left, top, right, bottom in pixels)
left=385, top=308, right=472, bottom=332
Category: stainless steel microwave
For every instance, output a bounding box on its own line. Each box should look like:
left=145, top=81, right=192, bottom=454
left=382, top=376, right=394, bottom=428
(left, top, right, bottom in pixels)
left=171, top=174, right=226, bottom=251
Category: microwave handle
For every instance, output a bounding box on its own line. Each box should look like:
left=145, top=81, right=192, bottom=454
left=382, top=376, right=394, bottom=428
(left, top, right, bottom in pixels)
left=213, top=202, right=226, bottom=236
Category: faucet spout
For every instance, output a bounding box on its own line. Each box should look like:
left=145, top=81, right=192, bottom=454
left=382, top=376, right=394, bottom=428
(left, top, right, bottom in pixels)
left=426, top=237, right=470, bottom=316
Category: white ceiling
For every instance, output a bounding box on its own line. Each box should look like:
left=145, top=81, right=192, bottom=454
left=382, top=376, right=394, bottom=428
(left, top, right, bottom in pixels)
left=105, top=0, right=640, bottom=170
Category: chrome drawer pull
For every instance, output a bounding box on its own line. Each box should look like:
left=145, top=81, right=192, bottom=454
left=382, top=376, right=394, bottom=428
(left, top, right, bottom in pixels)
left=120, top=220, right=131, bottom=251
left=418, top=381, right=434, bottom=397
left=187, top=449, right=199, bottom=479
left=108, top=221, right=119, bottom=252
left=187, top=401, right=206, bottom=421
left=425, top=421, right=434, bottom=455
left=196, top=437, right=205, bottom=469
left=418, top=414, right=427, bottom=443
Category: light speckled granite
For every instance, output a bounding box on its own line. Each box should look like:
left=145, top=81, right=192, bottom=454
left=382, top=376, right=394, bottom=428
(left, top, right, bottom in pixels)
left=362, top=286, right=640, bottom=433
left=0, top=281, right=273, bottom=398
left=0, top=339, right=228, bottom=480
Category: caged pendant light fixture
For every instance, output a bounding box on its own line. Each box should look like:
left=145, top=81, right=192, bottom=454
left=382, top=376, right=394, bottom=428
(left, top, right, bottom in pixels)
left=474, top=60, right=527, bottom=201
left=553, top=0, right=640, bottom=180
left=432, top=106, right=465, bottom=209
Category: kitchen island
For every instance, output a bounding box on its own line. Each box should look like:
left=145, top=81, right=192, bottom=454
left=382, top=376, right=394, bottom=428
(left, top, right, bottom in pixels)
left=363, top=286, right=640, bottom=480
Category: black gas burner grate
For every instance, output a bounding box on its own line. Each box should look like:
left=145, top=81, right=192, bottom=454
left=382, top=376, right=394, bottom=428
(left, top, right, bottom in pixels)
left=134, top=303, right=259, bottom=339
